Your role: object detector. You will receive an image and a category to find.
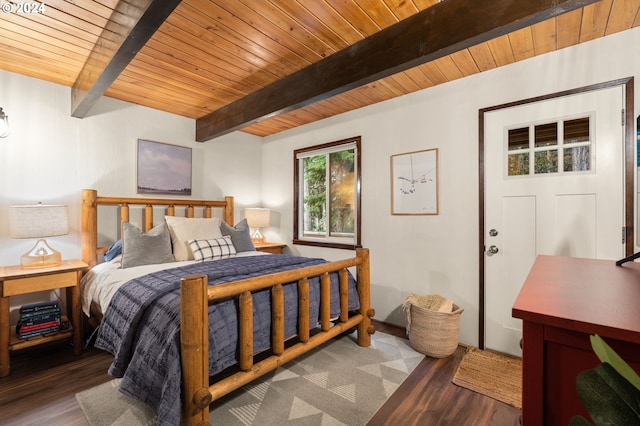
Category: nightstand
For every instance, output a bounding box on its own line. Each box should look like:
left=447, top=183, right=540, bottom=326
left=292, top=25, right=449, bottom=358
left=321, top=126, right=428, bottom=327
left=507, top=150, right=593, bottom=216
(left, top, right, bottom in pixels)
left=0, top=259, right=88, bottom=377
left=254, top=242, right=287, bottom=254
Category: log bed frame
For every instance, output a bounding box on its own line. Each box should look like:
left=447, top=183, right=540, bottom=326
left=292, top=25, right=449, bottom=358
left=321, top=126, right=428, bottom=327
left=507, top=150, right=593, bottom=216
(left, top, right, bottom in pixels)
left=80, top=189, right=375, bottom=426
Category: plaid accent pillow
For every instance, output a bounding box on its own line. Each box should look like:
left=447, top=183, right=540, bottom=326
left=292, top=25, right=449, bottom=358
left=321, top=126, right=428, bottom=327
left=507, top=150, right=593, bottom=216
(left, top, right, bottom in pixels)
left=188, top=236, right=237, bottom=261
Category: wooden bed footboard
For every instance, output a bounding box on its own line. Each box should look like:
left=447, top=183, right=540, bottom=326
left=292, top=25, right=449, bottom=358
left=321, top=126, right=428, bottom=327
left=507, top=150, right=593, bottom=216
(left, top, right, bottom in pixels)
left=180, top=248, right=374, bottom=426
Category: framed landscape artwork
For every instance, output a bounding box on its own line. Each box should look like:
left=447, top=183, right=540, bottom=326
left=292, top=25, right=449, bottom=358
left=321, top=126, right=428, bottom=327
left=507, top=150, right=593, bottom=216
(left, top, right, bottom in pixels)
left=391, top=148, right=439, bottom=215
left=137, top=139, right=192, bottom=195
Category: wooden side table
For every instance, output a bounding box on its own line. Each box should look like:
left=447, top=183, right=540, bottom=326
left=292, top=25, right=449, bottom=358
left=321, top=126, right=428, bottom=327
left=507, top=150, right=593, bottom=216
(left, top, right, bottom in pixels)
left=0, top=259, right=88, bottom=377
left=254, top=242, right=287, bottom=254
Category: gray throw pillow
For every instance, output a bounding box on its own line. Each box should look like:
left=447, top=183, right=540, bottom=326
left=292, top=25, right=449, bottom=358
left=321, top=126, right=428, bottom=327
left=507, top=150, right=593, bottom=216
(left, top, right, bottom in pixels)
left=121, top=222, right=175, bottom=268
left=220, top=218, right=255, bottom=252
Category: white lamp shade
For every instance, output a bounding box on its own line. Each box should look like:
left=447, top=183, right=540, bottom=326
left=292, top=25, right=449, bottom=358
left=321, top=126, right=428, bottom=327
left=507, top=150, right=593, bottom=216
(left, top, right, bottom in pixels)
left=245, top=208, right=270, bottom=229
left=9, top=204, right=69, bottom=238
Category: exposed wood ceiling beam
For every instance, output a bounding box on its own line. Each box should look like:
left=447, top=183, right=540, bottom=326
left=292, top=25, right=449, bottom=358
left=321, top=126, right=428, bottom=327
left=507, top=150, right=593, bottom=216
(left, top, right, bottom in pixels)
left=71, top=0, right=182, bottom=118
left=196, top=0, right=598, bottom=142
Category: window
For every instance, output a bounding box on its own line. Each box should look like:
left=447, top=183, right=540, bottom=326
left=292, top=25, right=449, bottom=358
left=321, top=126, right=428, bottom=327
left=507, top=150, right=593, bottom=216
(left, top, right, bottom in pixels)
left=507, top=116, right=592, bottom=177
left=294, top=137, right=361, bottom=249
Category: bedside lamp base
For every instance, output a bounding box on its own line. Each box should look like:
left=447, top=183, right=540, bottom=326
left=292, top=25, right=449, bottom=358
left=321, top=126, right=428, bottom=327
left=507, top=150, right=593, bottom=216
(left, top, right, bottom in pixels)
left=251, top=229, right=266, bottom=244
left=21, top=238, right=62, bottom=268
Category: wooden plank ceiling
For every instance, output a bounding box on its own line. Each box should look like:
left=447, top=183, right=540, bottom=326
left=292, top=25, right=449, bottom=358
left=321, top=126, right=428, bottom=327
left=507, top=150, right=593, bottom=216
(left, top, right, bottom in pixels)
left=1, top=0, right=639, bottom=141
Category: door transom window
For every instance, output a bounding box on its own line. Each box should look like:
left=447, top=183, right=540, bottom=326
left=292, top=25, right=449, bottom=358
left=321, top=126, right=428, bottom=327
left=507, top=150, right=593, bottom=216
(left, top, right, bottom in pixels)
left=507, top=116, right=592, bottom=177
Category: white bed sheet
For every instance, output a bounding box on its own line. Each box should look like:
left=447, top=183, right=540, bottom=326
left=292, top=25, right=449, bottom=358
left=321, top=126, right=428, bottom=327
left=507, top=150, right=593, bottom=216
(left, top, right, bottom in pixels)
left=81, top=251, right=268, bottom=316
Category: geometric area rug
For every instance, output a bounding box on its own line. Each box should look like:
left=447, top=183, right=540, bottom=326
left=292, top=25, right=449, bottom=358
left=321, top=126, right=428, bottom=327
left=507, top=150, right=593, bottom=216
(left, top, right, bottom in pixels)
left=76, top=332, right=424, bottom=425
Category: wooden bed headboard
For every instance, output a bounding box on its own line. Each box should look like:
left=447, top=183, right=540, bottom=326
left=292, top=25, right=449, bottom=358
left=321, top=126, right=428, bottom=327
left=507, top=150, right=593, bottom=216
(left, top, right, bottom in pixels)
left=81, top=189, right=234, bottom=267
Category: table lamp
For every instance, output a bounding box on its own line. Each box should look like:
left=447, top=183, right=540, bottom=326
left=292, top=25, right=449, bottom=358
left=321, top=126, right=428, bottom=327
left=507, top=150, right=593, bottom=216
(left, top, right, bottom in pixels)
left=9, top=203, right=69, bottom=268
left=245, top=208, right=270, bottom=244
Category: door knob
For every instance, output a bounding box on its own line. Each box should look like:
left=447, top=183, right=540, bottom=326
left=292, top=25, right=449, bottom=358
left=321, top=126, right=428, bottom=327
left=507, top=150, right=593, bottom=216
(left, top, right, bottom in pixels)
left=486, top=245, right=499, bottom=256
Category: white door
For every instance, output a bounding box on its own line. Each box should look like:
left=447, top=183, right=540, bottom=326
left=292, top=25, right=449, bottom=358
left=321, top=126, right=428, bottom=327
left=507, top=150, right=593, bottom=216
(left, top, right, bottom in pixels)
left=484, top=85, right=625, bottom=356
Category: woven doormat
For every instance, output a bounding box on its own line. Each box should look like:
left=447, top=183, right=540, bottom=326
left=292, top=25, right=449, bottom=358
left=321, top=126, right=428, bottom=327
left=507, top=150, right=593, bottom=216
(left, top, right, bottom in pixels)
left=452, top=346, right=522, bottom=408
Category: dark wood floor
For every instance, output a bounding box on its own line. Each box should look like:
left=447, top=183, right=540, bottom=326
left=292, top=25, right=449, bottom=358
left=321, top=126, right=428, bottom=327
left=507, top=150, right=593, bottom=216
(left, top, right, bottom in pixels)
left=0, top=322, right=520, bottom=425
left=370, top=322, right=521, bottom=426
left=0, top=339, right=114, bottom=426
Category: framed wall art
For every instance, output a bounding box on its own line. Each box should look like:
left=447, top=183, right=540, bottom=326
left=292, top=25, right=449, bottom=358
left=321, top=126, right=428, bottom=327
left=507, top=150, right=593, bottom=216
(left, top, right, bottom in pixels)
left=391, top=148, right=439, bottom=215
left=137, top=139, right=192, bottom=195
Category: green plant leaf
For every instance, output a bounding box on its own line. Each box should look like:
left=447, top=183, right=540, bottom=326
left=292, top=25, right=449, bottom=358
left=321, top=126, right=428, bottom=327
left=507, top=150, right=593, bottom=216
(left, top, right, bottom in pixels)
left=576, top=362, right=640, bottom=424
left=569, top=415, right=593, bottom=426
left=590, top=334, right=640, bottom=391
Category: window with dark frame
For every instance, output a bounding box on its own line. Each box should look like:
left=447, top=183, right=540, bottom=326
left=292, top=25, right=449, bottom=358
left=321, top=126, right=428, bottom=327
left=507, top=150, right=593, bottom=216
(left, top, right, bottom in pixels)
left=507, top=116, right=592, bottom=177
left=293, top=136, right=362, bottom=249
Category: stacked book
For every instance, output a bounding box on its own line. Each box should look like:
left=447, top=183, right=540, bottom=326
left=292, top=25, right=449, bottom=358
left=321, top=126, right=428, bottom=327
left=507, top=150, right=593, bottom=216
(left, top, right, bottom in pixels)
left=16, top=301, right=61, bottom=339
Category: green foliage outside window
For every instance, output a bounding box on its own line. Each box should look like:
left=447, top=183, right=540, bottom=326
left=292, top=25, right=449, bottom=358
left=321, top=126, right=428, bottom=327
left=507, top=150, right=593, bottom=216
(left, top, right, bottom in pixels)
left=330, top=150, right=355, bottom=234
left=303, top=155, right=327, bottom=233
left=303, top=149, right=355, bottom=235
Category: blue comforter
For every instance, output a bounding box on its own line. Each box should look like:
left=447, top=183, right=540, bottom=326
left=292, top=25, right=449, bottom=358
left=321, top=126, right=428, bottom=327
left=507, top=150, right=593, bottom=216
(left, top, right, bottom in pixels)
left=95, top=254, right=360, bottom=426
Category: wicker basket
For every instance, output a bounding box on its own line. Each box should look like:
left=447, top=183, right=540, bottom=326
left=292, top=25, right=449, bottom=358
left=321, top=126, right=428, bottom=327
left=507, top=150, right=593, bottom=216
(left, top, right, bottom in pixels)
left=404, top=296, right=463, bottom=358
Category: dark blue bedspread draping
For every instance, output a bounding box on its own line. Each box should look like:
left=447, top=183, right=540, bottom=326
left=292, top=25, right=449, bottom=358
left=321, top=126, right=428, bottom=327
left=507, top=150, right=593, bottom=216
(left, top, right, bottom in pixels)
left=95, top=254, right=359, bottom=426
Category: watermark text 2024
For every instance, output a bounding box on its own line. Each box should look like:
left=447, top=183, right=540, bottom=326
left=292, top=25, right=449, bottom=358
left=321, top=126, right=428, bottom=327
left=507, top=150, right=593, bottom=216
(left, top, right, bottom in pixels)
left=1, top=2, right=46, bottom=14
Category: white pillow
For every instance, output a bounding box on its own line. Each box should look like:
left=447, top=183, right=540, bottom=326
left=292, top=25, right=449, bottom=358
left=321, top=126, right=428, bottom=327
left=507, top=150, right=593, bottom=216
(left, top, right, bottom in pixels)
left=189, top=236, right=236, bottom=261
left=164, top=216, right=222, bottom=261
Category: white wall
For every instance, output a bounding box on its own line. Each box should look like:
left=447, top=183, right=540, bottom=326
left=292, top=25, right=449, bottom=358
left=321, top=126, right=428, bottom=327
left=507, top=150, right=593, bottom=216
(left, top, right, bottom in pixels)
left=261, top=26, right=640, bottom=347
left=0, top=70, right=263, bottom=316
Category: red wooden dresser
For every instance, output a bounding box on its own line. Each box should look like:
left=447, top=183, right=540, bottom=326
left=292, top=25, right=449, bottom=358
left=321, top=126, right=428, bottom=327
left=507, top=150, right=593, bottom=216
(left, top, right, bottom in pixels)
left=512, top=255, right=640, bottom=425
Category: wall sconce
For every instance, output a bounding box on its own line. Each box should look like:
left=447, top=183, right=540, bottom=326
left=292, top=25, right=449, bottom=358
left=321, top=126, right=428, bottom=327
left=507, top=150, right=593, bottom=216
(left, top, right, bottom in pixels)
left=0, top=107, right=9, bottom=138
left=9, top=203, right=69, bottom=268
left=245, top=208, right=270, bottom=244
